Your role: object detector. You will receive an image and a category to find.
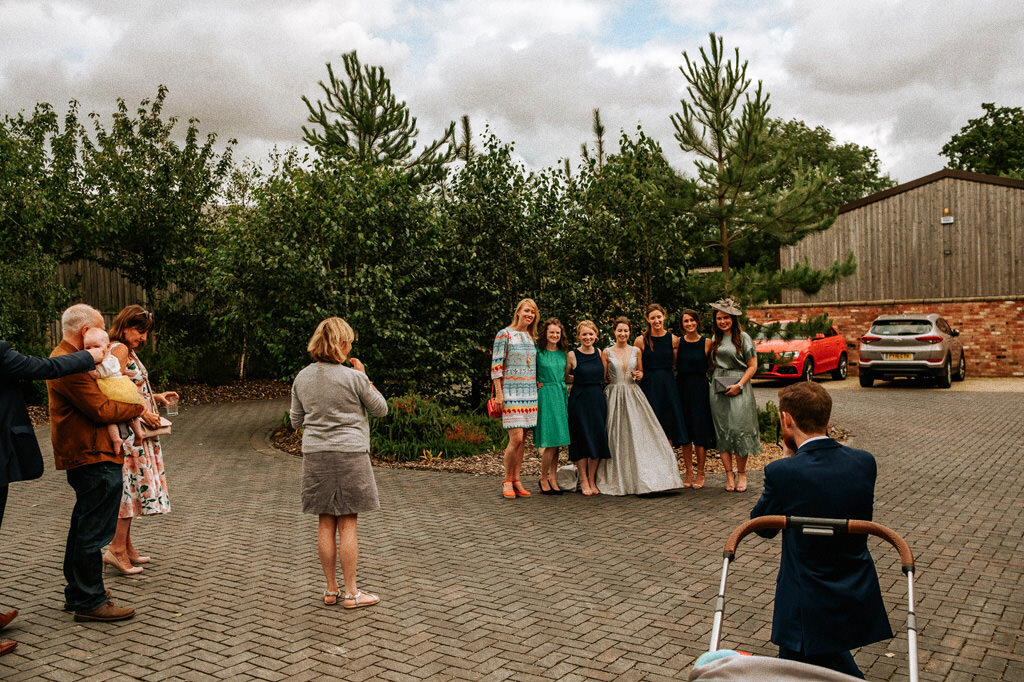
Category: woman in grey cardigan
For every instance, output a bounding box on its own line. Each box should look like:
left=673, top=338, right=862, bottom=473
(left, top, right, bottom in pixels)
left=290, top=317, right=388, bottom=608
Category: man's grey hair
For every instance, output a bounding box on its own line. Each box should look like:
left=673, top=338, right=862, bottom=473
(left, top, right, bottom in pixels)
left=61, top=304, right=103, bottom=337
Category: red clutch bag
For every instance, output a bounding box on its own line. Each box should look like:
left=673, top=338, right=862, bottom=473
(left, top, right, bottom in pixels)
left=487, top=386, right=502, bottom=418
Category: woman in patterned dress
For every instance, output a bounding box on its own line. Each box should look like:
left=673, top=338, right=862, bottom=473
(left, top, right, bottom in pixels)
left=491, top=298, right=539, bottom=499
left=104, top=305, right=177, bottom=574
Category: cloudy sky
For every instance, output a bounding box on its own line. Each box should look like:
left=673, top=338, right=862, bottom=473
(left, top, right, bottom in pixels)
left=2, top=0, right=1022, bottom=183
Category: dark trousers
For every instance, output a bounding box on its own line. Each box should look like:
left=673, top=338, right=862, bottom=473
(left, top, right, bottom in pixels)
left=63, top=462, right=122, bottom=613
left=779, top=645, right=864, bottom=679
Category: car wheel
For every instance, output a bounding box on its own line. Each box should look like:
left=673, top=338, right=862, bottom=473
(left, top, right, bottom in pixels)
left=859, top=370, right=874, bottom=388
left=936, top=357, right=952, bottom=388
left=800, top=358, right=815, bottom=382
left=831, top=353, right=848, bottom=380
left=954, top=350, right=966, bottom=382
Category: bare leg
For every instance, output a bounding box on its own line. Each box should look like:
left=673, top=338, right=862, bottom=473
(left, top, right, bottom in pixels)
left=506, top=430, right=530, bottom=496
left=736, top=455, right=748, bottom=492
left=503, top=429, right=524, bottom=482
left=337, top=514, right=359, bottom=596
left=318, top=515, right=339, bottom=596
left=576, top=459, right=590, bottom=494
left=543, top=447, right=561, bottom=490
left=694, top=446, right=707, bottom=489
left=721, top=451, right=735, bottom=491
left=588, top=458, right=600, bottom=495
left=680, top=443, right=694, bottom=487
left=109, top=517, right=132, bottom=559
left=131, top=418, right=146, bottom=446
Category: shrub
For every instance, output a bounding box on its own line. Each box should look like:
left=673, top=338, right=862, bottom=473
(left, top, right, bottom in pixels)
left=758, top=400, right=781, bottom=443
left=370, top=394, right=506, bottom=461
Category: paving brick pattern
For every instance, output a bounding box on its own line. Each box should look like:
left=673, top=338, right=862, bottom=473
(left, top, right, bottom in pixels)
left=1, top=383, right=1021, bottom=681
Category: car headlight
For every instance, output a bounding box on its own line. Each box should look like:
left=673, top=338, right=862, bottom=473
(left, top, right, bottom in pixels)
left=778, top=351, right=800, bottom=360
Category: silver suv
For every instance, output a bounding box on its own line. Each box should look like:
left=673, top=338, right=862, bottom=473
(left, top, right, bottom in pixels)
left=858, top=314, right=966, bottom=388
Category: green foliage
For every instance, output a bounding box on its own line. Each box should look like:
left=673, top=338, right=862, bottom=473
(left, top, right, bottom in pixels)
left=941, top=102, right=1024, bottom=178
left=0, top=103, right=76, bottom=350
left=80, top=85, right=234, bottom=305
left=671, top=33, right=839, bottom=286
left=758, top=400, right=781, bottom=443
left=302, top=51, right=455, bottom=186
left=369, top=394, right=507, bottom=460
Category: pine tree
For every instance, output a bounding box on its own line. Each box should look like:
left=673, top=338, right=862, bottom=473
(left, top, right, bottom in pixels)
left=302, top=51, right=455, bottom=186
left=671, top=34, right=845, bottom=292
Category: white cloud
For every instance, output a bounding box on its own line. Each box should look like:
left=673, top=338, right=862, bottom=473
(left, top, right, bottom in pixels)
left=2, top=0, right=1021, bottom=181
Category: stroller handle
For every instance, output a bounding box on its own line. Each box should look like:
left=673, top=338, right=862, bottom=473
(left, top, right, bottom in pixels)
left=725, top=515, right=915, bottom=573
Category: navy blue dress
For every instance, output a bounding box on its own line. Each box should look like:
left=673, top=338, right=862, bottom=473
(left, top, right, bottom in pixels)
left=675, top=336, right=715, bottom=448
left=567, top=349, right=611, bottom=462
left=639, top=334, right=688, bottom=445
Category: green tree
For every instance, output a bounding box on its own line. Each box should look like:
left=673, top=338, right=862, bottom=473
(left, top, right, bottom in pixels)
left=0, top=103, right=82, bottom=351
left=670, top=33, right=854, bottom=303
left=80, top=86, right=234, bottom=310
left=731, top=117, right=895, bottom=269
left=941, top=102, right=1024, bottom=178
left=302, top=51, right=455, bottom=186
left=566, top=127, right=699, bottom=321
left=670, top=33, right=840, bottom=285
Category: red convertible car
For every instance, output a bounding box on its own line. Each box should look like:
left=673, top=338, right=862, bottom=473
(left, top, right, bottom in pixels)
left=754, top=321, right=849, bottom=382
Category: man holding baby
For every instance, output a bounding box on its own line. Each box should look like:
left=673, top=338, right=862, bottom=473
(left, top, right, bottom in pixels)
left=47, top=304, right=161, bottom=622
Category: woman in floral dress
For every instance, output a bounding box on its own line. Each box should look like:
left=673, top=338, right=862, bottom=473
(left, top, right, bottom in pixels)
left=104, top=305, right=177, bottom=574
left=491, top=298, right=539, bottom=499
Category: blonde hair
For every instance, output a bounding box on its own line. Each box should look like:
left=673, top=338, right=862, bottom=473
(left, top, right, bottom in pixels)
left=511, top=298, right=539, bottom=339
left=576, top=320, right=599, bottom=338
left=308, top=317, right=355, bottom=364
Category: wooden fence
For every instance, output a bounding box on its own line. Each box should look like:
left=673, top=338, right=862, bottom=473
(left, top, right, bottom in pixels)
left=781, top=170, right=1024, bottom=304
left=45, top=260, right=148, bottom=343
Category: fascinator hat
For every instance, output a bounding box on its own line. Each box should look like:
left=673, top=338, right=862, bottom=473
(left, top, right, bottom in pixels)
left=709, top=297, right=742, bottom=316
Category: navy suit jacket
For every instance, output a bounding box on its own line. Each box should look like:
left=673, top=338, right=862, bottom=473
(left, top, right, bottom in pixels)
left=0, top=340, right=93, bottom=487
left=750, top=437, right=893, bottom=656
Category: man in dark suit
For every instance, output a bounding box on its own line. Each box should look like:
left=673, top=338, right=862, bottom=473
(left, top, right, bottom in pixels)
left=751, top=381, right=892, bottom=679
left=0, top=337, right=104, bottom=656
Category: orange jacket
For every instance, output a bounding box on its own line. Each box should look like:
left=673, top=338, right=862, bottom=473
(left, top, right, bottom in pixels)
left=47, top=340, right=145, bottom=470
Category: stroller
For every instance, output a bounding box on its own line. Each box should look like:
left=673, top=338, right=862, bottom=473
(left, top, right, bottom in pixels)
left=690, top=516, right=919, bottom=682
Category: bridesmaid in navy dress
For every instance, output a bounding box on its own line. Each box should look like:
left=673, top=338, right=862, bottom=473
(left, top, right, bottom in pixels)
left=635, top=304, right=689, bottom=464
left=675, top=309, right=715, bottom=489
left=565, top=320, right=610, bottom=496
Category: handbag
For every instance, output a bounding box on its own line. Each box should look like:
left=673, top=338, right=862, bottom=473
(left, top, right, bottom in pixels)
left=714, top=376, right=737, bottom=394
left=486, top=385, right=503, bottom=418
left=136, top=416, right=173, bottom=439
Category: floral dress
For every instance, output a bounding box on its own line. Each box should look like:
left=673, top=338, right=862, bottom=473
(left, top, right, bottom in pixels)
left=118, top=346, right=170, bottom=518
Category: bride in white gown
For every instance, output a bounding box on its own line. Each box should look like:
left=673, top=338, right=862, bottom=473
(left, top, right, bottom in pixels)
left=600, top=317, right=685, bottom=496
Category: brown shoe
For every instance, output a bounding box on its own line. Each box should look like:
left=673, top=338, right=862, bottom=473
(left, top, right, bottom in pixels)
left=73, top=600, right=134, bottom=623
left=64, top=589, right=111, bottom=612
left=0, top=609, right=16, bottom=630
left=0, top=640, right=17, bottom=656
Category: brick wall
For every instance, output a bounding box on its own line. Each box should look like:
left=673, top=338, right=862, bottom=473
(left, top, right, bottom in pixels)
left=747, top=298, right=1024, bottom=378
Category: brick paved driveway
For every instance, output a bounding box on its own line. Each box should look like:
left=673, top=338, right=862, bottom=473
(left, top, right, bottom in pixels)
left=1, top=381, right=1021, bottom=681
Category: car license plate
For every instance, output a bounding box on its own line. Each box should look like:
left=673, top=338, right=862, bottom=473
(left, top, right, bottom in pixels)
left=885, top=353, right=913, bottom=360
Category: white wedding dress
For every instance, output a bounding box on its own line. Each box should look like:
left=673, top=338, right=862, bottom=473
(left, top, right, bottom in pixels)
left=599, top=346, right=684, bottom=496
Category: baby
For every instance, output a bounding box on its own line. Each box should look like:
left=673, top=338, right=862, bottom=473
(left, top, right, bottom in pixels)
left=83, top=328, right=147, bottom=453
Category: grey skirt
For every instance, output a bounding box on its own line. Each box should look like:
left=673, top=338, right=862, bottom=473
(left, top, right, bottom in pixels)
left=301, top=450, right=380, bottom=516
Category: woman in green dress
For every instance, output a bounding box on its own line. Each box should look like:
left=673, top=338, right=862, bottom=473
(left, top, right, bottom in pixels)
left=707, top=298, right=760, bottom=493
left=535, top=318, right=570, bottom=494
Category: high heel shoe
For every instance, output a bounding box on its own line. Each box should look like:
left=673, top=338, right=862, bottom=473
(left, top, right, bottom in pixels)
left=539, top=479, right=555, bottom=495
left=502, top=481, right=516, bottom=499
left=512, top=480, right=531, bottom=497
left=103, top=551, right=143, bottom=575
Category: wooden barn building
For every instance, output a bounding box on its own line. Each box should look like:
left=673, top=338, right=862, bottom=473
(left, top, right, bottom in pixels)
left=749, top=169, right=1024, bottom=377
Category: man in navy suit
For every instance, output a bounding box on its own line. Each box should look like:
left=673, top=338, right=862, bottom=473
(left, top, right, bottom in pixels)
left=751, top=381, right=892, bottom=678
left=0, top=337, right=103, bottom=656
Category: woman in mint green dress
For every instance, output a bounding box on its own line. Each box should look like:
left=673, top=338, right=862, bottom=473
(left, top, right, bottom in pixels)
left=535, top=318, right=570, bottom=494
